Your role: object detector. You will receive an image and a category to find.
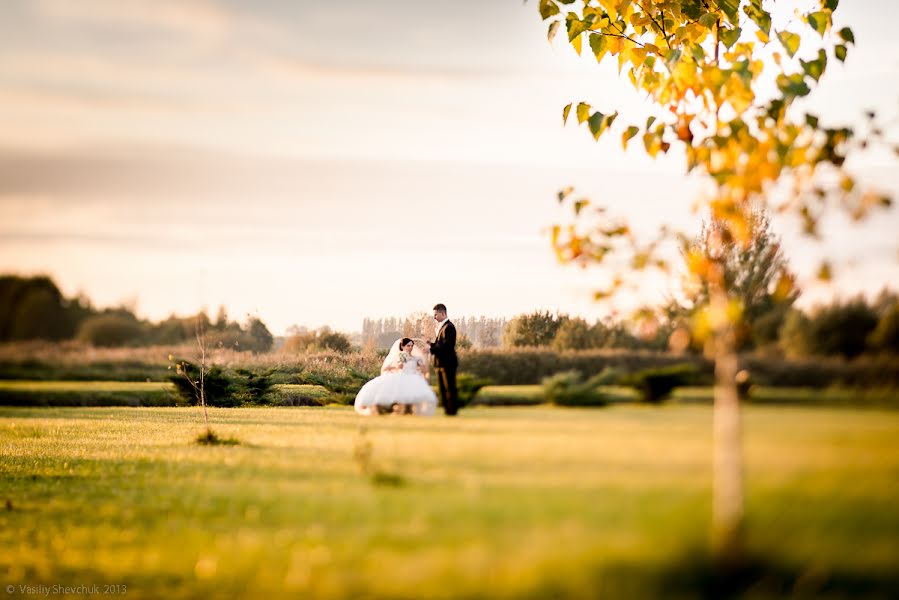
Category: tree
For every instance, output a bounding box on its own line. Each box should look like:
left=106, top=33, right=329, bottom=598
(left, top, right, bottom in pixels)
left=869, top=301, right=899, bottom=354
left=679, top=209, right=798, bottom=350
left=502, top=311, right=569, bottom=347
left=780, top=297, right=878, bottom=358
left=76, top=314, right=146, bottom=347
left=534, top=0, right=893, bottom=557
left=552, top=317, right=600, bottom=350
left=246, top=317, right=274, bottom=353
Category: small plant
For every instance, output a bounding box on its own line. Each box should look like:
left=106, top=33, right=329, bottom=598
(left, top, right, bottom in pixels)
left=352, top=426, right=405, bottom=487
left=168, top=317, right=239, bottom=444
left=195, top=430, right=240, bottom=446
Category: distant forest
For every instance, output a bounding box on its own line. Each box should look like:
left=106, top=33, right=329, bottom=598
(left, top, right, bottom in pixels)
left=0, top=275, right=273, bottom=351
left=361, top=315, right=507, bottom=349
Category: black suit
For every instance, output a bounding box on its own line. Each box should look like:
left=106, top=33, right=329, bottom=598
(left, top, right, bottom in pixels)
left=430, top=321, right=458, bottom=416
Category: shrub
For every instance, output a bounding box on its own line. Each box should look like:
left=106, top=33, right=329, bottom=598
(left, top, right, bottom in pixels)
left=232, top=368, right=275, bottom=404
left=541, top=369, right=610, bottom=407
left=168, top=362, right=237, bottom=407
left=461, top=348, right=711, bottom=385
left=455, top=373, right=491, bottom=408
left=626, top=364, right=699, bottom=403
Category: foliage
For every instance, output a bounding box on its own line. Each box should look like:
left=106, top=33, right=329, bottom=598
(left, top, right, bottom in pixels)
left=869, top=302, right=899, bottom=354
left=552, top=317, right=601, bottom=350
left=76, top=313, right=148, bottom=347
left=0, top=275, right=85, bottom=341
left=503, top=311, right=569, bottom=347
left=675, top=210, right=799, bottom=350
left=232, top=368, right=275, bottom=404
left=283, top=328, right=353, bottom=354
left=455, top=373, right=492, bottom=408
left=541, top=368, right=617, bottom=406
left=624, top=364, right=700, bottom=403
left=246, top=317, right=274, bottom=352
left=168, top=361, right=237, bottom=407
left=542, top=0, right=892, bottom=298
left=780, top=298, right=879, bottom=358
left=463, top=347, right=709, bottom=385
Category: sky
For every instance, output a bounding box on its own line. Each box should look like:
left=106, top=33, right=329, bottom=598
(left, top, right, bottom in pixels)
left=1, top=0, right=897, bottom=334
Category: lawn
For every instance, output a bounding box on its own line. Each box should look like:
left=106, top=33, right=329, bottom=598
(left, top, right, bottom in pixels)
left=1, top=405, right=897, bottom=599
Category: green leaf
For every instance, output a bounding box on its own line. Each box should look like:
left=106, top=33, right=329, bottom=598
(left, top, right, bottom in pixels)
left=800, top=49, right=827, bottom=81
left=566, top=13, right=588, bottom=41
left=718, top=0, right=740, bottom=26
left=805, top=113, right=819, bottom=128
left=587, top=111, right=606, bottom=140
left=742, top=0, right=771, bottom=35
left=834, top=44, right=847, bottom=62
left=589, top=33, right=608, bottom=63
left=719, top=27, right=741, bottom=49
left=576, top=102, right=591, bottom=124
left=776, top=72, right=811, bottom=97
left=547, top=20, right=561, bottom=43
left=822, top=0, right=839, bottom=10
left=622, top=125, right=640, bottom=149
left=838, top=27, right=854, bottom=44
left=562, top=103, right=573, bottom=125
left=646, top=115, right=657, bottom=129
left=699, top=12, right=718, bottom=28
left=664, top=48, right=682, bottom=70
left=806, top=11, right=829, bottom=36
left=539, top=0, right=560, bottom=20
left=777, top=30, right=801, bottom=58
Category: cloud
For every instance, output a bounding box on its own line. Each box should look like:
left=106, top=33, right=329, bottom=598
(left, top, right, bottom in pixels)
left=31, top=0, right=231, bottom=40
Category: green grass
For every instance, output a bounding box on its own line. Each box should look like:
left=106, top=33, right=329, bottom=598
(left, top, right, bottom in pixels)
left=0, top=381, right=333, bottom=408
left=0, top=405, right=897, bottom=599
left=0, top=380, right=183, bottom=407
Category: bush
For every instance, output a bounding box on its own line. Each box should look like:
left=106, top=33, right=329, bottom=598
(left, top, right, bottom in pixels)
left=168, top=362, right=238, bottom=407
left=455, top=373, right=491, bottom=408
left=541, top=369, right=612, bottom=407
left=461, top=348, right=711, bottom=385
left=232, top=368, right=275, bottom=404
left=626, top=364, right=699, bottom=403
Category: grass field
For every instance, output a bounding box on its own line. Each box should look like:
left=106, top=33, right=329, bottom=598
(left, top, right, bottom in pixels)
left=1, top=405, right=898, bottom=599
left=0, top=382, right=331, bottom=407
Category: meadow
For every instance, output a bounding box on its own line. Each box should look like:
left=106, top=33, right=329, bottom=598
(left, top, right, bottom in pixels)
left=2, top=404, right=898, bottom=599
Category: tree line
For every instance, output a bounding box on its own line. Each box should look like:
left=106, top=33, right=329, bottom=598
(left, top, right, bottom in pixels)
left=0, top=275, right=274, bottom=352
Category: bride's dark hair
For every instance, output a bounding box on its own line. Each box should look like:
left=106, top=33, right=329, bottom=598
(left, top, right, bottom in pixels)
left=400, top=337, right=413, bottom=348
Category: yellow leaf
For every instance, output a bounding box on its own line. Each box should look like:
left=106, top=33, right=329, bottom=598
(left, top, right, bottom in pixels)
left=571, top=32, right=583, bottom=55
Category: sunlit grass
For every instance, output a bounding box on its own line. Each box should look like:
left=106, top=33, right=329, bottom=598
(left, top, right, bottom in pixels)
left=0, top=405, right=897, bottom=599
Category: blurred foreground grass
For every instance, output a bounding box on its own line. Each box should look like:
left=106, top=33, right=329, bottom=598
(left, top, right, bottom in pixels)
left=1, top=405, right=897, bottom=599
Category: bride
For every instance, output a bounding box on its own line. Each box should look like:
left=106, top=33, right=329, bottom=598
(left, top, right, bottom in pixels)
left=354, top=338, right=438, bottom=416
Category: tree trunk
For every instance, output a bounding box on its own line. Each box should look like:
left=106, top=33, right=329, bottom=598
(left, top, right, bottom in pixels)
left=711, top=288, right=744, bottom=559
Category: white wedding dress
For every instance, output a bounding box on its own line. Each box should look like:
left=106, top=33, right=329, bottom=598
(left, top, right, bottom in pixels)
left=354, top=340, right=438, bottom=416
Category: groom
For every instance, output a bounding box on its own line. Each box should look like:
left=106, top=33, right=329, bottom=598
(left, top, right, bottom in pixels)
left=428, top=303, right=458, bottom=416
